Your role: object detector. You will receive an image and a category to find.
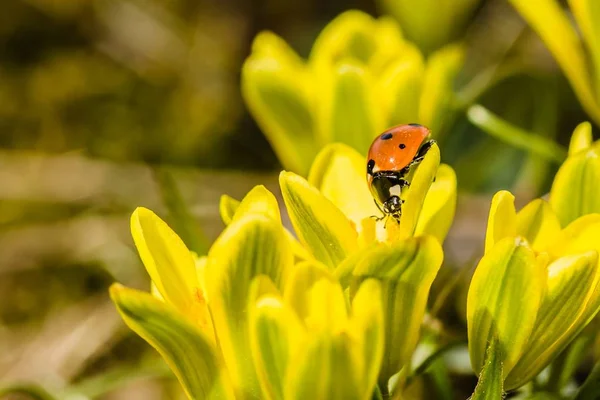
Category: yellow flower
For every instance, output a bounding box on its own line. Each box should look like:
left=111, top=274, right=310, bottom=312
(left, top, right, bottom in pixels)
left=468, top=123, right=600, bottom=394
left=242, top=10, right=464, bottom=174
left=110, top=142, right=457, bottom=399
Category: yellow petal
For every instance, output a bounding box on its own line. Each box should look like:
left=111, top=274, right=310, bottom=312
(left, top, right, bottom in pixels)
left=414, top=163, right=457, bottom=244
left=310, top=10, right=378, bottom=72
left=378, top=49, right=425, bottom=127
left=350, top=236, right=443, bottom=384
left=230, top=185, right=281, bottom=224
left=550, top=143, right=600, bottom=226
left=568, top=0, right=600, bottom=99
left=419, top=44, right=464, bottom=135
left=484, top=191, right=517, bottom=254
left=250, top=295, right=306, bottom=400
left=130, top=207, right=198, bottom=314
left=505, top=251, right=600, bottom=389
left=467, top=237, right=545, bottom=377
left=305, top=279, right=348, bottom=333
left=219, top=194, right=240, bottom=225
left=110, top=284, right=234, bottom=400
left=568, top=121, right=593, bottom=155
left=395, top=143, right=441, bottom=240
left=546, top=214, right=600, bottom=259
left=516, top=198, right=561, bottom=252
left=349, top=279, right=385, bottom=399
left=284, top=332, right=363, bottom=400
left=242, top=53, right=318, bottom=175
left=308, top=143, right=379, bottom=225
left=284, top=260, right=335, bottom=322
left=204, top=214, right=293, bottom=396
left=320, top=60, right=383, bottom=153
left=280, top=171, right=358, bottom=269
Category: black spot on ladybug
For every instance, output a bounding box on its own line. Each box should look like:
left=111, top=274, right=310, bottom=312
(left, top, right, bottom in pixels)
left=367, top=159, right=375, bottom=174
left=399, top=143, right=406, bottom=149
left=408, top=123, right=422, bottom=127
left=381, top=133, right=393, bottom=140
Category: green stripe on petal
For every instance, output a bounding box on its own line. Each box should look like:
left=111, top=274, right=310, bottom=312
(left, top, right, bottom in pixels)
left=242, top=54, right=317, bottom=175
left=280, top=171, right=358, bottom=269
left=350, top=279, right=385, bottom=399
left=130, top=207, right=198, bottom=314
left=350, top=236, right=443, bottom=385
left=250, top=296, right=306, bottom=400
left=284, top=333, right=362, bottom=400
left=550, top=143, right=600, bottom=227
left=205, top=214, right=293, bottom=398
left=308, top=143, right=379, bottom=224
left=323, top=61, right=382, bottom=153
left=484, top=191, right=517, bottom=254
left=110, top=284, right=233, bottom=400
left=396, top=143, right=441, bottom=239
left=506, top=251, right=600, bottom=389
left=414, top=163, right=457, bottom=244
left=467, top=237, right=545, bottom=377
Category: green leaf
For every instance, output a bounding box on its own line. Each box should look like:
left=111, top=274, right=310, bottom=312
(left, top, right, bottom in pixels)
left=569, top=121, right=593, bottom=155
left=204, top=214, right=293, bottom=398
left=130, top=207, right=198, bottom=314
left=505, top=251, right=600, bottom=389
left=508, top=0, right=600, bottom=125
left=550, top=143, right=600, bottom=226
left=467, top=104, right=568, bottom=163
left=470, top=338, right=504, bottom=400
left=349, top=235, right=443, bottom=384
left=242, top=54, right=318, bottom=175
left=414, top=163, right=457, bottom=244
left=280, top=171, right=358, bottom=269
left=467, top=237, right=545, bottom=377
left=250, top=296, right=306, bottom=400
left=515, top=199, right=561, bottom=252
left=484, top=191, right=517, bottom=254
left=0, top=385, right=59, bottom=400
left=573, top=358, right=600, bottom=400
left=110, top=285, right=232, bottom=400
left=308, top=143, right=379, bottom=224
left=322, top=61, right=382, bottom=153
left=568, top=0, right=600, bottom=96
left=153, top=167, right=210, bottom=255
left=397, top=143, right=441, bottom=239
left=419, top=44, right=464, bottom=135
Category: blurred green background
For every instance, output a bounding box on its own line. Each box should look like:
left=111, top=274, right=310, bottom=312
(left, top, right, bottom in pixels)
left=0, top=0, right=596, bottom=399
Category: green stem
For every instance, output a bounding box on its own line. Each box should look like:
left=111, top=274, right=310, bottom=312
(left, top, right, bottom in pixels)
left=573, top=359, right=600, bottom=400
left=467, top=104, right=568, bottom=163
left=471, top=339, right=504, bottom=400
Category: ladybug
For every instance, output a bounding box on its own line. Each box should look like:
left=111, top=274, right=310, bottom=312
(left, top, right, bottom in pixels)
left=366, top=123, right=435, bottom=223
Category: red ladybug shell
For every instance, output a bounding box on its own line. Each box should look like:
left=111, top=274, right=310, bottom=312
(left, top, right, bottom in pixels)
left=367, top=124, right=431, bottom=173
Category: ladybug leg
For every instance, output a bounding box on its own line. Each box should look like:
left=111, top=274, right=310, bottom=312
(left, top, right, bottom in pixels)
left=370, top=199, right=386, bottom=221
left=409, top=139, right=436, bottom=167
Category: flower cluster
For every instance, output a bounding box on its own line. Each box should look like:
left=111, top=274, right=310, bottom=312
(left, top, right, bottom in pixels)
left=468, top=122, right=600, bottom=394
left=242, top=10, right=464, bottom=174
left=111, top=142, right=456, bottom=399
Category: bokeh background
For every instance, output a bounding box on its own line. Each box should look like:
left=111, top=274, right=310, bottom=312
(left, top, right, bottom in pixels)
left=0, top=0, right=595, bottom=399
